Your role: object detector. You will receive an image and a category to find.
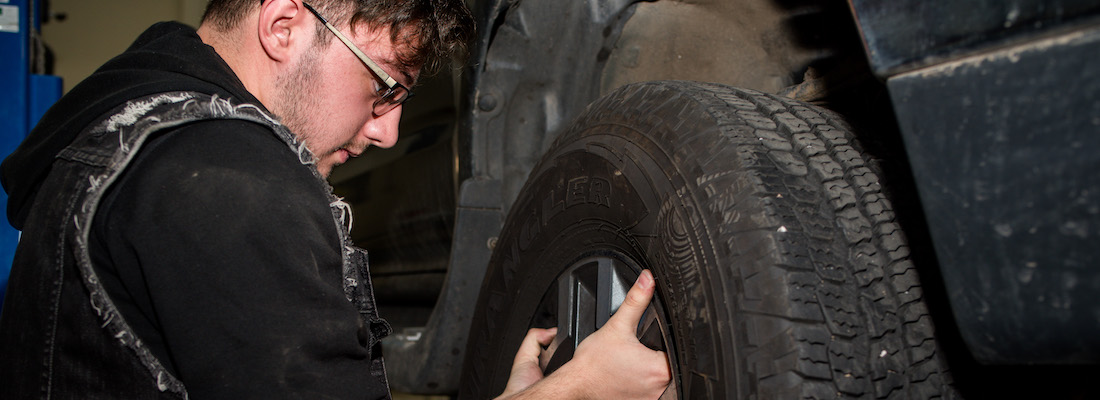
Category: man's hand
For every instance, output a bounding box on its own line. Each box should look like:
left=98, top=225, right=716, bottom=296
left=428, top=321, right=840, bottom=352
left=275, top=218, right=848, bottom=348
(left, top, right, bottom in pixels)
left=497, top=270, right=672, bottom=399
left=497, top=327, right=557, bottom=398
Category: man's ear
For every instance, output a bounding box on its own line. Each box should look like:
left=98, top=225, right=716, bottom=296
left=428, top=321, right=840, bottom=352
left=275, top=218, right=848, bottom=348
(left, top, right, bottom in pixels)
left=256, top=0, right=310, bottom=63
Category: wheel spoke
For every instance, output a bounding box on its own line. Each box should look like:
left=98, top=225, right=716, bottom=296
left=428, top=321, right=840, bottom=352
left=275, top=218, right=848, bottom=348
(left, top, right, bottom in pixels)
left=541, top=337, right=575, bottom=375
left=637, top=307, right=666, bottom=352
left=574, top=268, right=597, bottom=345
left=556, top=272, right=574, bottom=340
left=542, top=273, right=576, bottom=373
left=596, top=258, right=630, bottom=328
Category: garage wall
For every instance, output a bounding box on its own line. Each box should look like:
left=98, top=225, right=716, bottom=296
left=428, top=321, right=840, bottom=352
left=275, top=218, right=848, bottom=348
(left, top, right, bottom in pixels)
left=41, top=0, right=206, bottom=92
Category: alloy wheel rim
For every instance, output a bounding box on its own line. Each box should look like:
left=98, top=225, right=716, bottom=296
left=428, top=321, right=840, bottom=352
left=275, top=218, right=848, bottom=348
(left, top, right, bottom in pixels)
left=531, top=251, right=679, bottom=399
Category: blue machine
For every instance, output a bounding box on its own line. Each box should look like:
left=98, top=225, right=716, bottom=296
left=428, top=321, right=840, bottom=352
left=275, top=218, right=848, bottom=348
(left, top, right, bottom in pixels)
left=0, top=0, right=62, bottom=308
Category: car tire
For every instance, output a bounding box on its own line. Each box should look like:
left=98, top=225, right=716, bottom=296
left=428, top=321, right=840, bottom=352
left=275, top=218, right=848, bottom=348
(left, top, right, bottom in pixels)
left=459, top=81, right=956, bottom=399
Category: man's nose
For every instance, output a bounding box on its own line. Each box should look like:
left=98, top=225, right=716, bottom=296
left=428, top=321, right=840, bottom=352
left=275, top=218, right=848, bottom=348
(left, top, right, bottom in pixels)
left=363, top=106, right=401, bottom=149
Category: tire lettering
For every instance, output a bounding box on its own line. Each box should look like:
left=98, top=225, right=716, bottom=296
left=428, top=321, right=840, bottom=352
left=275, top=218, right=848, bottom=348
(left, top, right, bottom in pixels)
left=541, top=175, right=614, bottom=229
left=566, top=177, right=589, bottom=207
left=518, top=209, right=540, bottom=251
left=514, top=175, right=617, bottom=263
left=542, top=188, right=565, bottom=223
left=589, top=177, right=611, bottom=207
left=563, top=176, right=613, bottom=209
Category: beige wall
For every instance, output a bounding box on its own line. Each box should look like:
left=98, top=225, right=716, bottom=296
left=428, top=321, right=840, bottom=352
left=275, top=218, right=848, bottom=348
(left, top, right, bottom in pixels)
left=41, top=0, right=207, bottom=92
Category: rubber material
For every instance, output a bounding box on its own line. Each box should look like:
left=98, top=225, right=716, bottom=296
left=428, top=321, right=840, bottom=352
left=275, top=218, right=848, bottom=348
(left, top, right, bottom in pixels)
left=460, top=81, right=956, bottom=399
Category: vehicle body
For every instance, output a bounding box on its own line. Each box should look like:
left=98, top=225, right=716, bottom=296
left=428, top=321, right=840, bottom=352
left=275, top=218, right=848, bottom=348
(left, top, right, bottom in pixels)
left=336, top=0, right=1100, bottom=397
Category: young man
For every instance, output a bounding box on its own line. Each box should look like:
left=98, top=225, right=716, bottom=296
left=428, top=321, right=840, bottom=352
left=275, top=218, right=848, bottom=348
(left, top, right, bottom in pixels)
left=0, top=0, right=670, bottom=398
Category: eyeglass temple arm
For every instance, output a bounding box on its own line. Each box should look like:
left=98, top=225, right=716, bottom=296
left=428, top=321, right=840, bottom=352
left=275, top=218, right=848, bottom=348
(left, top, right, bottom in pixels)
left=303, top=3, right=399, bottom=88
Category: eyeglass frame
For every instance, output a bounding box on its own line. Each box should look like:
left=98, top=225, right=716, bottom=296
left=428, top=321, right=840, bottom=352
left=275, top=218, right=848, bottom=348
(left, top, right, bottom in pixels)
left=302, top=1, right=412, bottom=116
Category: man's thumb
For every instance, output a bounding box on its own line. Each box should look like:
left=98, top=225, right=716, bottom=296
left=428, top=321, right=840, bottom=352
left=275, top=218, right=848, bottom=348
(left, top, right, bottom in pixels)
left=607, top=269, right=656, bottom=331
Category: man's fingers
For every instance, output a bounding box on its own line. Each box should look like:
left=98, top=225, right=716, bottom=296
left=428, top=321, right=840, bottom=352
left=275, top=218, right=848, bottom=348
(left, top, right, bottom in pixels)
left=607, top=269, right=656, bottom=331
left=533, top=327, right=557, bottom=346
left=499, top=327, right=559, bottom=399
left=513, top=327, right=557, bottom=363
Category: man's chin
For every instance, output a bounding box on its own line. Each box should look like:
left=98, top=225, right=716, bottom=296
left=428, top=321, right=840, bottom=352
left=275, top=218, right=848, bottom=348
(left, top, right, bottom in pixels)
left=316, top=162, right=334, bottom=178
left=318, top=153, right=349, bottom=178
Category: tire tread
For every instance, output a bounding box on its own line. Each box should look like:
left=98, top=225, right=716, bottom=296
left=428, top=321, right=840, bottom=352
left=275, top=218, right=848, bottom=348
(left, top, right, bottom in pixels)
left=659, top=81, right=954, bottom=399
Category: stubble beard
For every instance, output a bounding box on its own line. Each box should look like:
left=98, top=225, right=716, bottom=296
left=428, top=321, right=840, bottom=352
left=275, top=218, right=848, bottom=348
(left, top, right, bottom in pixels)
left=271, top=46, right=335, bottom=175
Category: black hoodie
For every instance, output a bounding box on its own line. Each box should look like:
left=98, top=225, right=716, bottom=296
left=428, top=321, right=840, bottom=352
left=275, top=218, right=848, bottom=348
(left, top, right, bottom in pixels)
left=1, top=22, right=390, bottom=398
left=2, top=22, right=258, bottom=229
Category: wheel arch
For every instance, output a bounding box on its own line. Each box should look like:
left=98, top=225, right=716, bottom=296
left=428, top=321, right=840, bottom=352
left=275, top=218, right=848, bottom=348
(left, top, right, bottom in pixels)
left=462, top=0, right=863, bottom=215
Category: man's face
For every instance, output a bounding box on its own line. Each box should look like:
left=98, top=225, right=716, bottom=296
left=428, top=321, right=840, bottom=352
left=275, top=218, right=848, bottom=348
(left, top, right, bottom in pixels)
left=273, top=24, right=418, bottom=178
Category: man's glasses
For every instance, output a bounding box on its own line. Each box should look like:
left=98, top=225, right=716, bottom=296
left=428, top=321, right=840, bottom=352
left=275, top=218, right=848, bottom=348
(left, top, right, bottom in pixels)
left=302, top=2, right=412, bottom=116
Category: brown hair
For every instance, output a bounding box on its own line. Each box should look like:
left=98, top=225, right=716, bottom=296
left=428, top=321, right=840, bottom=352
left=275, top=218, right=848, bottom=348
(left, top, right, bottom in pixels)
left=202, top=0, right=476, bottom=75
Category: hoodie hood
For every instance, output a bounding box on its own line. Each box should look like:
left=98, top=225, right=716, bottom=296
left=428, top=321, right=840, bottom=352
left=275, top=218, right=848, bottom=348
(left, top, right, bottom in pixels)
left=2, top=22, right=264, bottom=230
